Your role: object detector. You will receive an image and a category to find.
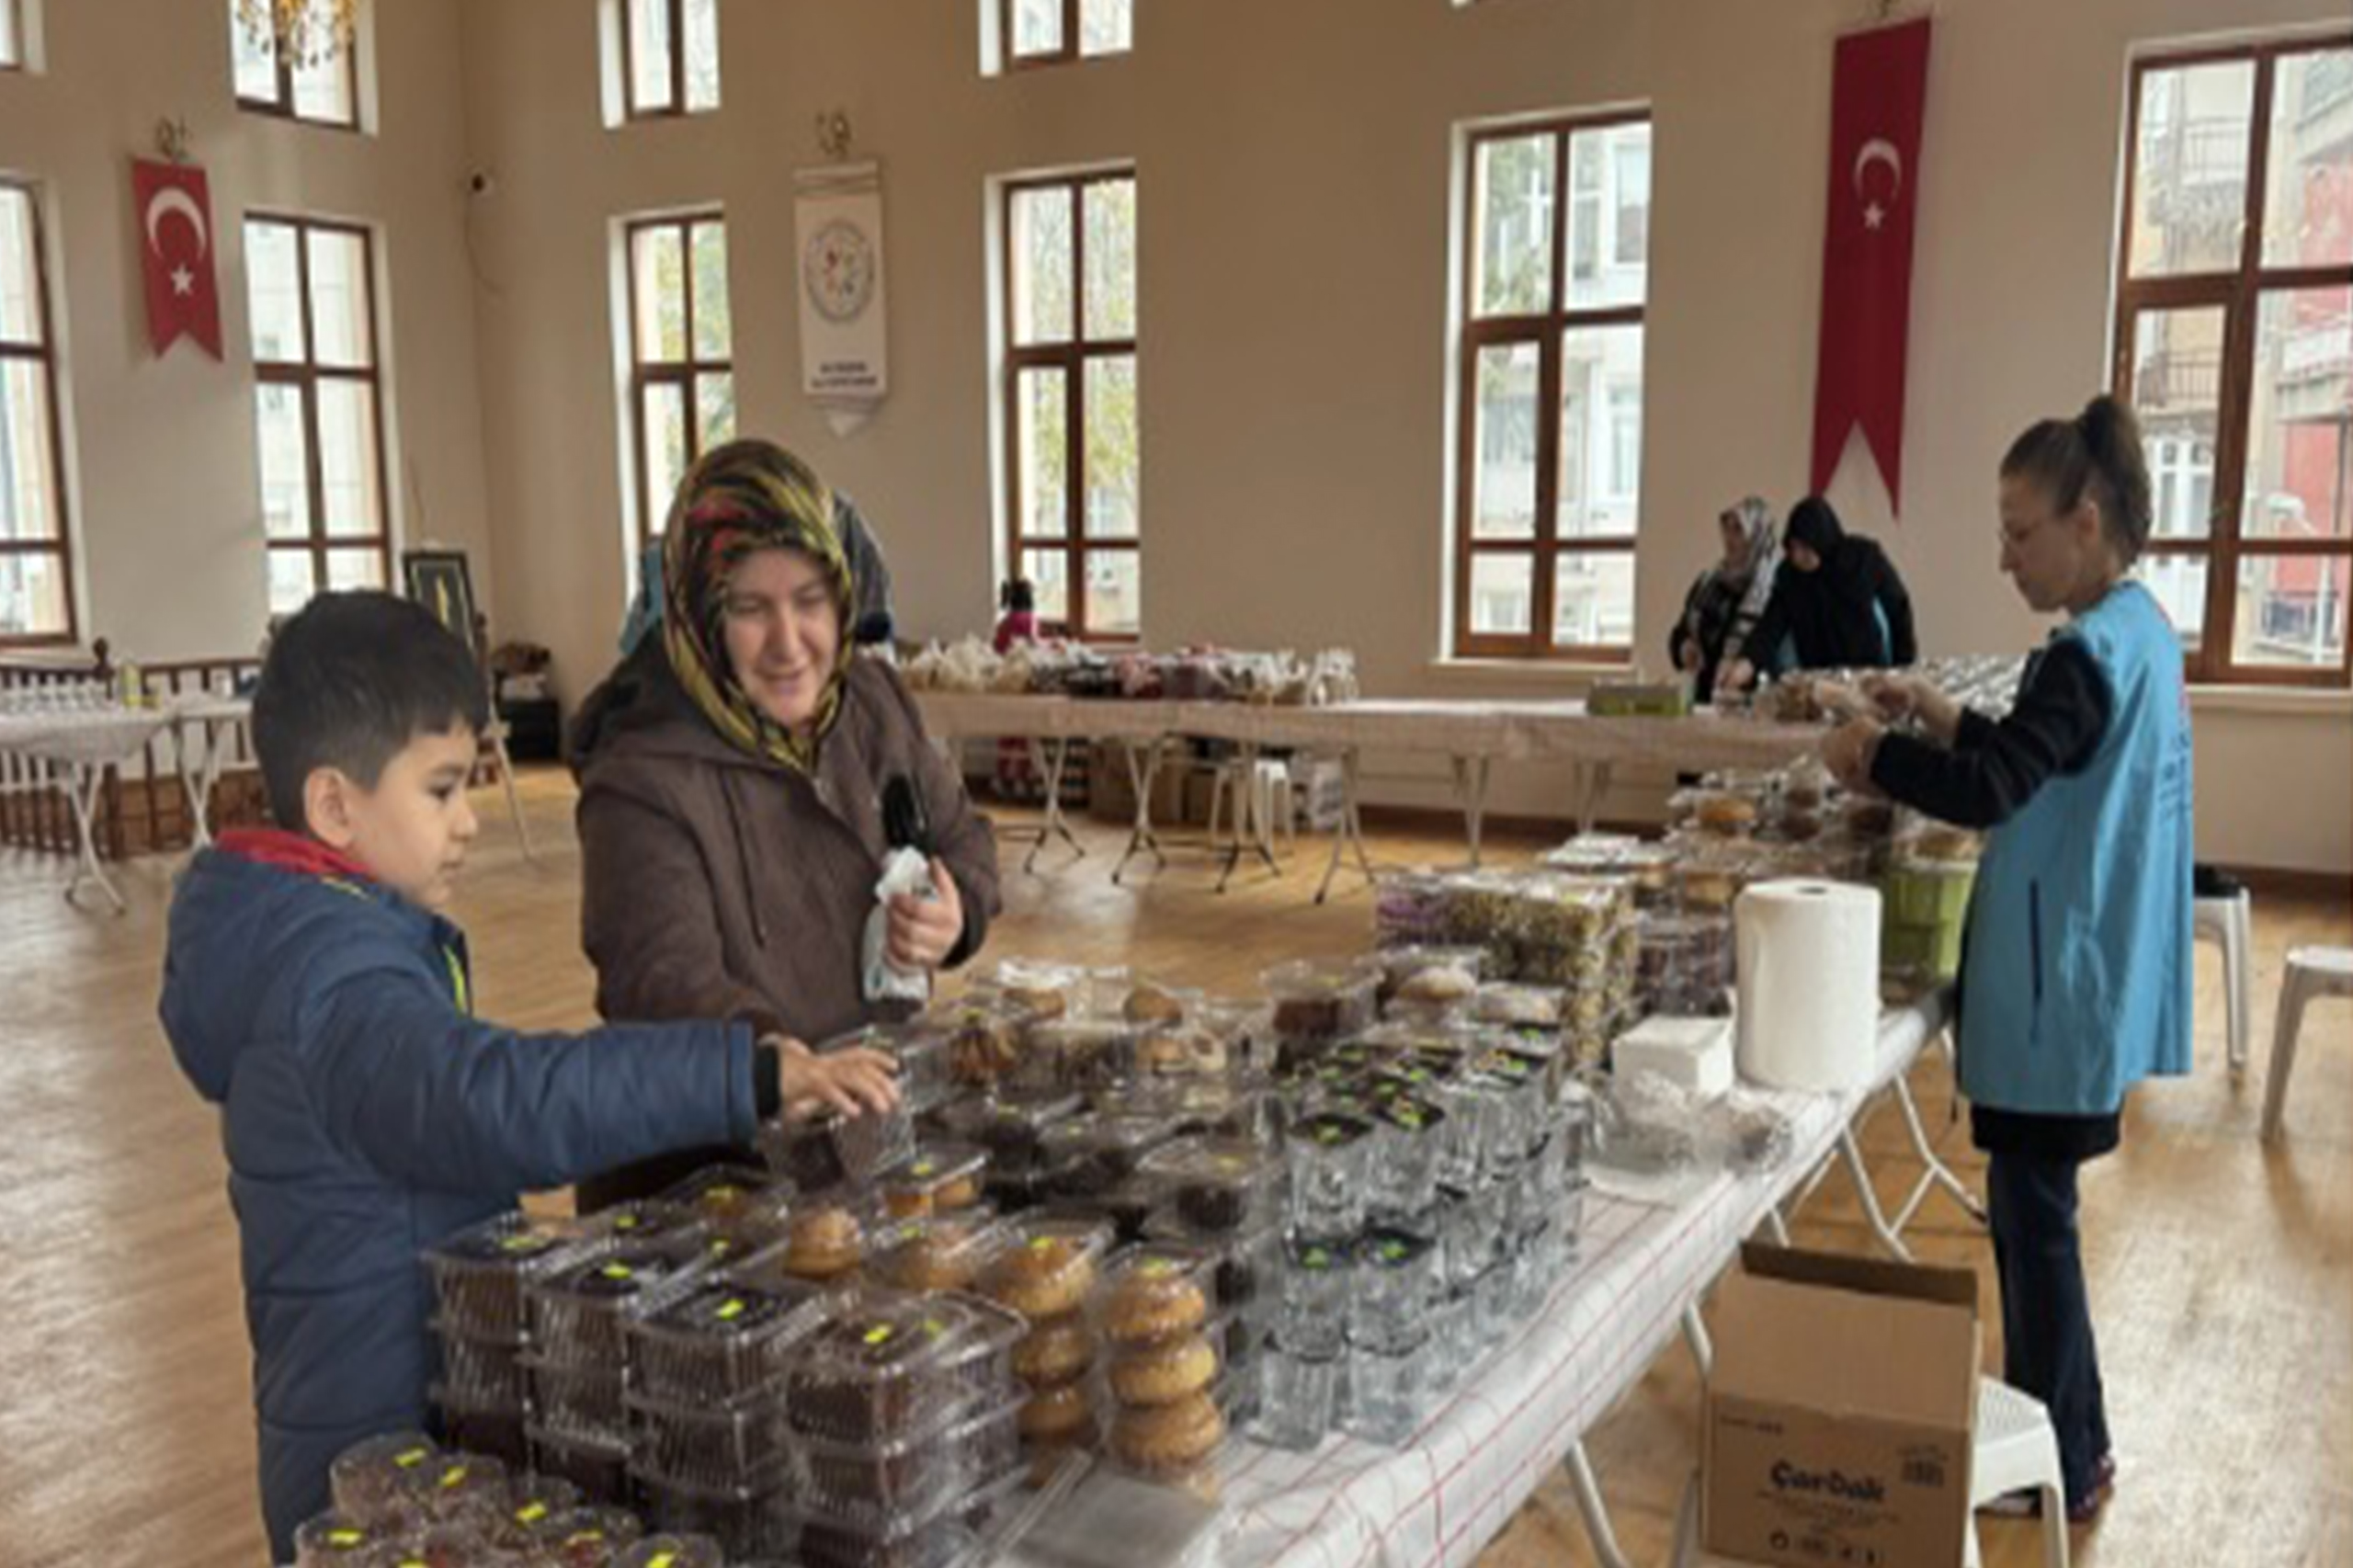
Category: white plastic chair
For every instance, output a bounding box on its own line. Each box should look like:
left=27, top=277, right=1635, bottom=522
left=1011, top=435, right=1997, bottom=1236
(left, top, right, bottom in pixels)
left=1966, top=1377, right=2070, bottom=1568
left=2194, top=884, right=2254, bottom=1078
left=2261, top=946, right=2353, bottom=1142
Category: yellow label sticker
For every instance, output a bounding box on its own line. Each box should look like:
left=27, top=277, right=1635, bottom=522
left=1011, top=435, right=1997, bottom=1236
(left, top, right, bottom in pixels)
left=327, top=1528, right=366, bottom=1548
left=497, top=1233, right=547, bottom=1254
left=1029, top=1236, right=1054, bottom=1252
left=864, top=1324, right=895, bottom=1346
left=615, top=1214, right=641, bottom=1231
left=704, top=1185, right=741, bottom=1204
left=716, top=1298, right=747, bottom=1322
left=393, top=1447, right=429, bottom=1469
left=912, top=1160, right=937, bottom=1177
left=516, top=1501, right=549, bottom=1524
left=600, top=1263, right=635, bottom=1281
left=438, top=1465, right=469, bottom=1489
left=649, top=1554, right=678, bottom=1568
left=563, top=1531, right=606, bottom=1549
left=1141, top=1258, right=1175, bottom=1278
left=924, top=1317, right=947, bottom=1338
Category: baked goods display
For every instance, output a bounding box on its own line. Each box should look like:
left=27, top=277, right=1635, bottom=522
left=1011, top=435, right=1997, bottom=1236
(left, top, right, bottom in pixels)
left=867, top=1212, right=1007, bottom=1295
left=979, top=1216, right=1111, bottom=1320
left=875, top=1143, right=990, bottom=1220
left=780, top=1198, right=874, bottom=1283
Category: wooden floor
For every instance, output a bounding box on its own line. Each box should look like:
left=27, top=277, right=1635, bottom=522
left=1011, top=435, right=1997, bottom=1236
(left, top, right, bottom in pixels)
left=1, top=769, right=2346, bottom=1568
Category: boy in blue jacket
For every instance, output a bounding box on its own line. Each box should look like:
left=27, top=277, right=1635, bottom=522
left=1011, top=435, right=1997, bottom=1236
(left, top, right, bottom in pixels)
left=160, top=592, right=898, bottom=1560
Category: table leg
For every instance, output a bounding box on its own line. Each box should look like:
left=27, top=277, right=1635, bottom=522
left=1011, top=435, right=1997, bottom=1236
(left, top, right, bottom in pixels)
left=1023, top=737, right=1084, bottom=874
left=1111, top=738, right=1167, bottom=885
left=1563, top=1438, right=1637, bottom=1568
left=1576, top=760, right=1616, bottom=836
left=1451, top=754, right=1492, bottom=869
left=1838, top=1125, right=1915, bottom=1263
left=1887, top=1066, right=1988, bottom=1233
left=63, top=763, right=126, bottom=915
left=193, top=718, right=233, bottom=850
left=1314, top=747, right=1376, bottom=906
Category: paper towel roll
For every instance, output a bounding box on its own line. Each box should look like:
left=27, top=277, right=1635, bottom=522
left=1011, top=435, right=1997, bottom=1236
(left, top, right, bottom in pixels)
left=1734, top=879, right=1882, bottom=1092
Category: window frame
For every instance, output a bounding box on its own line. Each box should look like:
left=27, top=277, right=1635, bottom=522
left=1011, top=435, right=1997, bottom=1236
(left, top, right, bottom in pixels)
left=620, top=0, right=718, bottom=120
left=1453, top=108, right=1650, bottom=663
left=245, top=211, right=392, bottom=610
left=1001, top=0, right=1129, bottom=71
left=1000, top=168, right=1140, bottom=643
left=233, top=4, right=363, bottom=131
left=0, top=0, right=24, bottom=73
left=623, top=210, right=733, bottom=549
left=0, top=180, right=76, bottom=648
left=2113, top=35, right=2353, bottom=688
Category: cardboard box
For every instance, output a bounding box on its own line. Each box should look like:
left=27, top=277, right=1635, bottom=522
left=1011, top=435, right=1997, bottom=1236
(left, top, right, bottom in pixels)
left=1087, top=739, right=1188, bottom=827
left=1705, top=1244, right=1979, bottom=1568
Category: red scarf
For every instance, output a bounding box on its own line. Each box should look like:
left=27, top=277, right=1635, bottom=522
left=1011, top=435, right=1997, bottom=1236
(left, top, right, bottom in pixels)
left=216, top=827, right=377, bottom=885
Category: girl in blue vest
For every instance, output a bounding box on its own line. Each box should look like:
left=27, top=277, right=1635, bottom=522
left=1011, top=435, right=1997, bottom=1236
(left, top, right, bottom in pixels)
left=1823, top=394, right=2192, bottom=1524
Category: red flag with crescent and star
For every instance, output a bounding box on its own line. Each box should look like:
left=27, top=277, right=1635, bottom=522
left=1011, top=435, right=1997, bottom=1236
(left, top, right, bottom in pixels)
left=132, top=159, right=222, bottom=359
left=1810, top=16, right=1932, bottom=512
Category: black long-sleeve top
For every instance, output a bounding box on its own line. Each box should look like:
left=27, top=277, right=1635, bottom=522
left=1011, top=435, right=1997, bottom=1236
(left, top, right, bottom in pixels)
left=1748, top=537, right=1919, bottom=672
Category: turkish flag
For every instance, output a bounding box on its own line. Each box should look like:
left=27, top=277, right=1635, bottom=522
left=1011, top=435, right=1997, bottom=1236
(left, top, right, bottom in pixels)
left=132, top=160, right=223, bottom=359
left=1810, top=17, right=1932, bottom=511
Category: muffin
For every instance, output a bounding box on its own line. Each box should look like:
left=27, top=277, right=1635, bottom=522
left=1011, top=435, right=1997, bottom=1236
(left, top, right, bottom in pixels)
left=1109, top=1391, right=1225, bottom=1474
left=983, top=1233, right=1099, bottom=1319
left=1102, top=1258, right=1211, bottom=1347
left=784, top=1206, right=865, bottom=1282
left=1122, top=983, right=1187, bottom=1026
left=1109, top=1334, right=1218, bottom=1407
left=1011, top=1315, right=1097, bottom=1387
left=1018, top=1380, right=1097, bottom=1444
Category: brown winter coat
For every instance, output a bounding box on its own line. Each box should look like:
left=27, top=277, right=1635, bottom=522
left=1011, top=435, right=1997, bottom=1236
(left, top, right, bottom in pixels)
left=570, top=643, right=999, bottom=1203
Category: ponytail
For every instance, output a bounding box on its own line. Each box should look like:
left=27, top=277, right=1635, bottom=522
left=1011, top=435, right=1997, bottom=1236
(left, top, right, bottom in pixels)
left=2001, top=394, right=2154, bottom=563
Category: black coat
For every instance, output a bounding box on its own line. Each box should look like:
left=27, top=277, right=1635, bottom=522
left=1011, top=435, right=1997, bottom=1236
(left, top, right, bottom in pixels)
left=1747, top=499, right=1917, bottom=671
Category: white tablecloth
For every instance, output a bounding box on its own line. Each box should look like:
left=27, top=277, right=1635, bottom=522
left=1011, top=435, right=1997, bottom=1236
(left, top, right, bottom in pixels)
left=0, top=705, right=175, bottom=771
left=1213, top=995, right=1949, bottom=1568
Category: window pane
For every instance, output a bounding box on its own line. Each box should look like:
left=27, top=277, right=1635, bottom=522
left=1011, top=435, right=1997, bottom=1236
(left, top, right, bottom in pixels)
left=690, top=221, right=731, bottom=360
left=267, top=548, right=317, bottom=617
left=1568, top=123, right=1651, bottom=309
left=254, top=383, right=313, bottom=540
left=630, top=0, right=676, bottom=112
left=697, top=371, right=735, bottom=449
left=1080, top=0, right=1133, bottom=57
left=0, top=551, right=68, bottom=639
left=315, top=380, right=382, bottom=539
left=1010, top=186, right=1074, bottom=347
left=1022, top=549, right=1070, bottom=625
left=0, top=360, right=59, bottom=542
left=1469, top=554, right=1534, bottom=637
left=1085, top=357, right=1138, bottom=540
left=1013, top=0, right=1063, bottom=59
left=1087, top=551, right=1141, bottom=637
left=2138, top=552, right=2211, bottom=653
left=0, top=188, right=41, bottom=347
left=232, top=0, right=280, bottom=101
left=1474, top=133, right=1555, bottom=317
left=1083, top=178, right=1137, bottom=341
left=2233, top=551, right=2347, bottom=669
left=2245, top=288, right=2352, bottom=542
left=246, top=222, right=307, bottom=363
left=2128, top=60, right=2255, bottom=278
left=633, top=224, right=688, bottom=362
left=2129, top=306, right=2227, bottom=540
left=1472, top=341, right=1540, bottom=540
left=1, top=0, right=20, bottom=68
left=305, top=228, right=373, bottom=369
left=642, top=381, right=689, bottom=523
left=290, top=34, right=355, bottom=123
left=325, top=548, right=384, bottom=594
left=1559, top=325, right=1644, bottom=539
left=1554, top=551, right=1635, bottom=648
left=2263, top=49, right=2353, bottom=268
left=1016, top=367, right=1069, bottom=540
left=683, top=0, right=722, bottom=111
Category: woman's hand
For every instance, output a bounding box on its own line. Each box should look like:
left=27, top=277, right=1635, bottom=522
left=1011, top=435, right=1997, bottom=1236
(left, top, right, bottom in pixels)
left=1861, top=673, right=1961, bottom=745
left=887, top=858, right=965, bottom=972
left=1821, top=717, right=1885, bottom=791
left=1674, top=636, right=1699, bottom=674
left=1719, top=657, right=1756, bottom=695
left=767, top=1036, right=901, bottom=1119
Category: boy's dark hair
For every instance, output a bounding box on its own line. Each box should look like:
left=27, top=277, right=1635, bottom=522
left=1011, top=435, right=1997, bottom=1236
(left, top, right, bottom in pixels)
left=2001, top=394, right=2154, bottom=564
left=252, top=592, right=490, bottom=832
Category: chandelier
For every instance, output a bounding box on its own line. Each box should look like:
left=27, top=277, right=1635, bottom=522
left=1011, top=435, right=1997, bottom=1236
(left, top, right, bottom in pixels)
left=236, top=0, right=361, bottom=70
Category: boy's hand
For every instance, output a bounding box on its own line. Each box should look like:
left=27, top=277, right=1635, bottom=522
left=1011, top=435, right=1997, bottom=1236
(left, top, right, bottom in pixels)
left=886, top=858, right=964, bottom=972
left=767, top=1037, right=901, bottom=1119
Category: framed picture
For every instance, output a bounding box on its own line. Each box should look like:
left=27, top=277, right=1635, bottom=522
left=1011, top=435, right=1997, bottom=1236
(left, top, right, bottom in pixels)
left=402, top=550, right=478, bottom=651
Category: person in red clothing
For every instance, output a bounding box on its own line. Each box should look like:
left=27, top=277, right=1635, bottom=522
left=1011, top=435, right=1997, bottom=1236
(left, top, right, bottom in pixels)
left=993, top=578, right=1043, bottom=801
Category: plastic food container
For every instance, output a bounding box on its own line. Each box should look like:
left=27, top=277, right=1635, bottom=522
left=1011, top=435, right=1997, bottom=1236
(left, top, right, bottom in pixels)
left=1467, top=983, right=1567, bottom=1030
left=423, top=1210, right=606, bottom=1345
left=1366, top=1094, right=1453, bottom=1219
left=329, top=1430, right=439, bottom=1526
left=1144, top=1209, right=1282, bottom=1315
left=475, top=1473, right=587, bottom=1551
left=292, top=1514, right=391, bottom=1565
left=1037, top=1110, right=1176, bottom=1201
left=820, top=1020, right=956, bottom=1115
left=1260, top=960, right=1378, bottom=1042
left=1097, top=1242, right=1218, bottom=1349
left=1116, top=1075, right=1284, bottom=1147
left=934, top=1091, right=1086, bottom=1176
left=1347, top=1228, right=1442, bottom=1352
left=625, top=1275, right=835, bottom=1408
left=1373, top=870, right=1453, bottom=949
left=771, top=1189, right=887, bottom=1284
left=1279, top=1236, right=1353, bottom=1359
left=773, top=1469, right=1024, bottom=1568
left=783, top=1290, right=1025, bottom=1446
left=1251, top=1343, right=1341, bottom=1452
left=1107, top=1327, right=1224, bottom=1410
left=392, top=1449, right=509, bottom=1523
left=431, top=1323, right=529, bottom=1407
left=613, top=1526, right=738, bottom=1568
left=977, top=1214, right=1114, bottom=1320
left=627, top=1390, right=787, bottom=1491
left=525, top=1353, right=631, bottom=1446
left=1138, top=1136, right=1282, bottom=1235
left=526, top=1239, right=713, bottom=1366
left=531, top=1506, right=645, bottom=1567
left=761, top=1096, right=917, bottom=1195
left=866, top=1212, right=1009, bottom=1295
left=781, top=1395, right=1024, bottom=1528
left=915, top=997, right=1038, bottom=1090
left=527, top=1424, right=636, bottom=1507
left=1037, top=1172, right=1163, bottom=1247
left=871, top=1143, right=990, bottom=1221
left=1342, top=1341, right=1428, bottom=1446
left=1285, top=1112, right=1376, bottom=1236
left=1105, top=1391, right=1229, bottom=1486
left=1015, top=1018, right=1143, bottom=1091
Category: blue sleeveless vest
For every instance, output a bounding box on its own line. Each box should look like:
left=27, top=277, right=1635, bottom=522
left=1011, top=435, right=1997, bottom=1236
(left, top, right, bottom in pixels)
left=1957, top=581, right=2194, bottom=1115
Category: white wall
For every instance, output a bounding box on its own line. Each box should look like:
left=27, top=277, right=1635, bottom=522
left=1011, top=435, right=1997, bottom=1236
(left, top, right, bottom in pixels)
left=0, top=0, right=493, bottom=664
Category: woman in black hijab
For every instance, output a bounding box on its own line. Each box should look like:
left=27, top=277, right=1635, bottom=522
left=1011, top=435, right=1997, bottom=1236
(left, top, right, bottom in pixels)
left=1721, top=495, right=1916, bottom=690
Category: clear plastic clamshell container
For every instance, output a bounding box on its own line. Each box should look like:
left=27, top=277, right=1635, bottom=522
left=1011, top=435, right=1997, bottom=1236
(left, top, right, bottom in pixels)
left=914, top=995, right=1040, bottom=1092
left=624, top=1272, right=835, bottom=1409
left=524, top=1353, right=631, bottom=1446
left=1096, top=1242, right=1218, bottom=1349
left=774, top=1467, right=1026, bottom=1568
left=1145, top=1209, right=1284, bottom=1315
left=477, top=1473, right=585, bottom=1552
left=527, top=1424, right=636, bottom=1508
left=866, top=1211, right=1011, bottom=1296
left=655, top=1163, right=794, bottom=1245
left=428, top=1383, right=529, bottom=1469
left=612, top=1528, right=735, bottom=1568
left=877, top=1143, right=991, bottom=1221
left=422, top=1210, right=607, bottom=1345
left=526, top=1237, right=715, bottom=1366
left=1013, top=1017, right=1142, bottom=1092
left=976, top=1213, right=1114, bottom=1321
left=430, top=1324, right=529, bottom=1407
left=782, top=1290, right=1025, bottom=1446
left=529, top=1505, right=644, bottom=1567
left=328, top=1430, right=439, bottom=1526
left=1139, top=1135, right=1283, bottom=1235
left=1039, top=1111, right=1176, bottom=1201
left=933, top=1090, right=1087, bottom=1177
left=760, top=1097, right=917, bottom=1195
left=291, top=1513, right=391, bottom=1566
left=627, top=1388, right=787, bottom=1492
left=782, top=1395, right=1025, bottom=1529
left=1261, top=959, right=1378, bottom=1042
left=821, top=1019, right=956, bottom=1115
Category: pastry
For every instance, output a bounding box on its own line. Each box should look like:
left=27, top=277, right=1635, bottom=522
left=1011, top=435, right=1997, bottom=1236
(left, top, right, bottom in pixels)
left=1109, top=1334, right=1217, bottom=1407
left=1103, top=1262, right=1209, bottom=1346
left=784, top=1207, right=864, bottom=1280
left=880, top=1219, right=990, bottom=1292
left=1017, top=1380, right=1096, bottom=1443
left=1006, top=985, right=1069, bottom=1022
left=1395, top=964, right=1477, bottom=1006
left=1012, top=1315, right=1097, bottom=1386
left=946, top=1010, right=1024, bottom=1085
left=1109, top=1391, right=1225, bottom=1473
left=984, top=1234, right=1097, bottom=1318
left=1122, top=983, right=1187, bottom=1026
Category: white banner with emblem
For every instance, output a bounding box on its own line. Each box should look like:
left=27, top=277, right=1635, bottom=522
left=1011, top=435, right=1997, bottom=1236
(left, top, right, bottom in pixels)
left=794, top=161, right=889, bottom=435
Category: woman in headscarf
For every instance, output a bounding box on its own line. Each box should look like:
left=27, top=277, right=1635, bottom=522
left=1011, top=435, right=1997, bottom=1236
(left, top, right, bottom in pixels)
left=571, top=440, right=1000, bottom=1206
left=1671, top=495, right=1786, bottom=703
left=1720, top=494, right=1918, bottom=691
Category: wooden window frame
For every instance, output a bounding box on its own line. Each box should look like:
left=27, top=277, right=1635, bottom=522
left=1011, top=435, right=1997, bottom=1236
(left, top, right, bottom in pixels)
left=247, top=213, right=392, bottom=608
left=2114, top=36, right=2353, bottom=688
left=620, top=0, right=717, bottom=120
left=624, top=210, right=733, bottom=549
left=1453, top=108, right=1650, bottom=663
left=233, top=5, right=362, bottom=131
left=0, top=0, right=24, bottom=73
left=0, top=181, right=77, bottom=648
left=1001, top=0, right=1129, bottom=71
left=1001, top=169, right=1139, bottom=643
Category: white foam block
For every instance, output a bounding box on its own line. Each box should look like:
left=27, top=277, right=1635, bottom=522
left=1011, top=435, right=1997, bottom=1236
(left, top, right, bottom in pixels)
left=1614, top=1016, right=1735, bottom=1097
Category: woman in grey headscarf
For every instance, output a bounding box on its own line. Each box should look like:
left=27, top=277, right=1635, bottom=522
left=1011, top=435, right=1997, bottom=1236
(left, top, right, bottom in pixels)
left=1671, top=496, right=1784, bottom=703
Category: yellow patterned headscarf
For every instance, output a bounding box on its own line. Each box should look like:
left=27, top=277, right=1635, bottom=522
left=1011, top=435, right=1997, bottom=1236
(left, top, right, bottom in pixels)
left=660, top=440, right=856, bottom=774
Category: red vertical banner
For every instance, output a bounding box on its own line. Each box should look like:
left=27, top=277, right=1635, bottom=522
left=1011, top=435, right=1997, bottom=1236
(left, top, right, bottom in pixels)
left=132, top=160, right=223, bottom=359
left=1810, top=17, right=1933, bottom=511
